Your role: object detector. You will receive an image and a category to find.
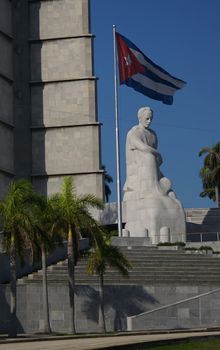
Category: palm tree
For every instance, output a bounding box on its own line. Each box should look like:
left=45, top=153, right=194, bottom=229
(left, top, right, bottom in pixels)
left=0, top=180, right=40, bottom=337
left=199, top=142, right=220, bottom=207
left=54, top=176, right=103, bottom=333
left=199, top=167, right=219, bottom=202
left=86, top=232, right=131, bottom=332
left=102, top=165, right=113, bottom=203
left=32, top=194, right=63, bottom=334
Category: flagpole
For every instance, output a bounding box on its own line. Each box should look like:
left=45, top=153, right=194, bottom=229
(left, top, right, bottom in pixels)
left=113, top=24, right=122, bottom=237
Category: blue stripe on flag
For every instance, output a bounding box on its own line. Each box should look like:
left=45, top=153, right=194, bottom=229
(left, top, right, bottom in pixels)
left=125, top=77, right=174, bottom=105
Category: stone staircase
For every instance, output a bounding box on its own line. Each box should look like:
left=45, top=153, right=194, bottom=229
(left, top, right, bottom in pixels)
left=18, top=246, right=220, bottom=285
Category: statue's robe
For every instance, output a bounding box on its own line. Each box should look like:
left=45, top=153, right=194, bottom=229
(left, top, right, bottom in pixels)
left=124, top=125, right=170, bottom=199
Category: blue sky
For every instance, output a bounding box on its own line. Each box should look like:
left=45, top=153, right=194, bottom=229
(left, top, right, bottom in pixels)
left=90, top=0, right=220, bottom=208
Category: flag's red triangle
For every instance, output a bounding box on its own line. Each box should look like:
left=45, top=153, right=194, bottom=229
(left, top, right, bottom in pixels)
left=116, top=33, right=145, bottom=84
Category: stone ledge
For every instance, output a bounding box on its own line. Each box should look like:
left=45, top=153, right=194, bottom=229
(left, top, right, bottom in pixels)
left=112, top=237, right=152, bottom=247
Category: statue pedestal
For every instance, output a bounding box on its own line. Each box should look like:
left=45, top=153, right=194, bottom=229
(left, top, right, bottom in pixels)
left=123, top=195, right=186, bottom=244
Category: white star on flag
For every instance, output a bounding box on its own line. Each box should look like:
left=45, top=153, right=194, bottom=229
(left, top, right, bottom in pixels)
left=124, top=54, right=132, bottom=66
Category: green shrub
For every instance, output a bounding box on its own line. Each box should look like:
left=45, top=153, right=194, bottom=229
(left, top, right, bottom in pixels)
left=174, top=241, right=186, bottom=247
left=199, top=245, right=213, bottom=251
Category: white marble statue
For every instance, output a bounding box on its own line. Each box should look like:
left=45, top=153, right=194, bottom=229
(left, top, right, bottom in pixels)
left=123, top=107, right=186, bottom=244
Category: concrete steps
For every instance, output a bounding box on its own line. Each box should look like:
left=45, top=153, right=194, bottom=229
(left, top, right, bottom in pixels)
left=44, top=265, right=220, bottom=272
left=18, top=246, right=220, bottom=285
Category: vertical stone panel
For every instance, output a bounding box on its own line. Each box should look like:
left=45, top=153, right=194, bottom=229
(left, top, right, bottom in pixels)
left=0, top=125, right=14, bottom=172
left=31, top=80, right=97, bottom=127
left=0, top=0, right=12, bottom=37
left=32, top=126, right=100, bottom=175
left=0, top=77, right=13, bottom=124
left=29, top=0, right=90, bottom=39
left=0, top=173, right=12, bottom=200
left=30, top=38, right=93, bottom=82
left=32, top=173, right=103, bottom=198
left=0, top=35, right=13, bottom=79
left=13, top=0, right=31, bottom=180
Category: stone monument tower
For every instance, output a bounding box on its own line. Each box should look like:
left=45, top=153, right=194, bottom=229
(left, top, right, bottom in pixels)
left=0, top=0, right=103, bottom=199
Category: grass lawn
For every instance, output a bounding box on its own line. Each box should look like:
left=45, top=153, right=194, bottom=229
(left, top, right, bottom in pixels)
left=135, top=337, right=220, bottom=350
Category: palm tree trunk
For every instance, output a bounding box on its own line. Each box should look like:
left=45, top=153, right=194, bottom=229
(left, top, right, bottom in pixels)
left=41, top=243, right=51, bottom=333
left=99, top=273, right=106, bottom=333
left=67, top=223, right=76, bottom=334
left=215, top=185, right=219, bottom=208
left=9, top=233, right=17, bottom=337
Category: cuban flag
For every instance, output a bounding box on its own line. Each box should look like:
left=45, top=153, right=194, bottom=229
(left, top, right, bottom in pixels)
left=116, top=32, right=186, bottom=105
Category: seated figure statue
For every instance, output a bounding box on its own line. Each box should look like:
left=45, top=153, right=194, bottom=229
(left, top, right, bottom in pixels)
left=123, top=106, right=186, bottom=244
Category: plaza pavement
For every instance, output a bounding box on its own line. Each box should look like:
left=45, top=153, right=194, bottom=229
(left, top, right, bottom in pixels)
left=1, top=330, right=220, bottom=350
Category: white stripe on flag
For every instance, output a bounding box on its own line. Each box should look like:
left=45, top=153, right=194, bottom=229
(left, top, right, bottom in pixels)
left=131, top=48, right=185, bottom=89
left=132, top=73, right=177, bottom=96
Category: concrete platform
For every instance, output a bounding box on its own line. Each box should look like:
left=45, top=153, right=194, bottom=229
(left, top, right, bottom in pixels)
left=1, top=330, right=220, bottom=350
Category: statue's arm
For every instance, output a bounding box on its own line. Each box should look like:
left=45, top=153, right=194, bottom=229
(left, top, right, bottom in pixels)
left=130, top=131, right=158, bottom=156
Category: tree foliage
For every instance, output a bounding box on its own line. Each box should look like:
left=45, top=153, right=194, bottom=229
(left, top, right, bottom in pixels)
left=199, top=142, right=220, bottom=207
left=102, top=165, right=113, bottom=203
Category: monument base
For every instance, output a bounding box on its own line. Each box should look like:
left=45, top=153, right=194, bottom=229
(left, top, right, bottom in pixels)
left=111, top=237, right=152, bottom=247
left=124, top=196, right=186, bottom=245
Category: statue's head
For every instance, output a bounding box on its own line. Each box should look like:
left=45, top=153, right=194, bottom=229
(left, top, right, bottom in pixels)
left=137, top=106, right=153, bottom=129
